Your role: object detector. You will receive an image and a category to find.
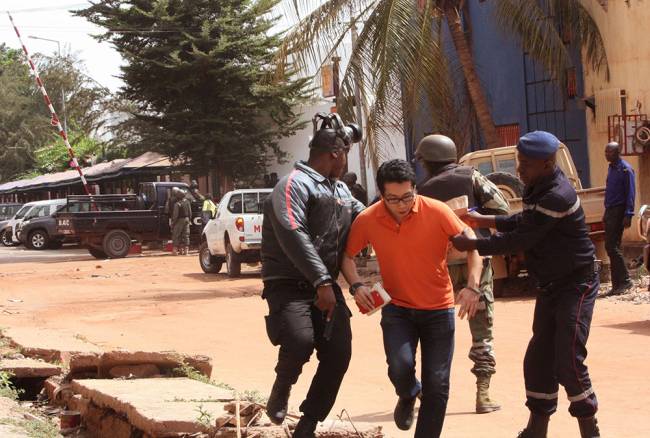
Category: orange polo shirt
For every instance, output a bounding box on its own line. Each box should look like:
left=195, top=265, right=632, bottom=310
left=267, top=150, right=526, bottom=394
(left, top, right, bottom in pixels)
left=345, top=195, right=466, bottom=310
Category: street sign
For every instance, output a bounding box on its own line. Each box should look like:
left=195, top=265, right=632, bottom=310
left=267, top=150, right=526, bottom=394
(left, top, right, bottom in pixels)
left=322, top=64, right=335, bottom=98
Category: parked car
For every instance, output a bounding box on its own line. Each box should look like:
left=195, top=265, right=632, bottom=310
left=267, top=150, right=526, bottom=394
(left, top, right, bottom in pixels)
left=0, top=203, right=23, bottom=221
left=56, top=182, right=203, bottom=259
left=459, top=144, right=607, bottom=291
left=0, top=202, right=38, bottom=247
left=17, top=199, right=69, bottom=250
left=199, top=189, right=271, bottom=277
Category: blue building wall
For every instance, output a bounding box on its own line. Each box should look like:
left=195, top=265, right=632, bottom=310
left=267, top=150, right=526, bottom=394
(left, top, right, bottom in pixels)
left=406, top=0, right=592, bottom=186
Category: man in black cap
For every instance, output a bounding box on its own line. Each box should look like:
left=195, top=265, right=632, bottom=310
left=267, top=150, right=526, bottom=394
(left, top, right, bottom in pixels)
left=261, top=113, right=364, bottom=437
left=451, top=131, right=601, bottom=438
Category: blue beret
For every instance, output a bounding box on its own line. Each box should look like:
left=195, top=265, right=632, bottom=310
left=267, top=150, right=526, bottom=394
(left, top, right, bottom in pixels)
left=517, top=131, right=560, bottom=159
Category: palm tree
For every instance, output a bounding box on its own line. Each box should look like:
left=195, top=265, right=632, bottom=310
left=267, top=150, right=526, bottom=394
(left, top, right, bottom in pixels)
left=275, top=0, right=608, bottom=170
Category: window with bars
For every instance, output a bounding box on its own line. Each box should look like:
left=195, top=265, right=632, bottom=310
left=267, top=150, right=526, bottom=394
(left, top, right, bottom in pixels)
left=495, top=124, right=520, bottom=147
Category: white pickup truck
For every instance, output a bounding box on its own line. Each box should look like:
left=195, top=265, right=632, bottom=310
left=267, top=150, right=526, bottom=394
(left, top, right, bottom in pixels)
left=199, top=189, right=271, bottom=277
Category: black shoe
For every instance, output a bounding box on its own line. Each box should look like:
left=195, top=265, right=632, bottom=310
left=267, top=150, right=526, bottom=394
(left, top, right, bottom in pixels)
left=293, top=415, right=318, bottom=438
left=607, top=280, right=634, bottom=296
left=266, top=380, right=291, bottom=425
left=516, top=413, right=549, bottom=438
left=393, top=396, right=417, bottom=431
left=578, top=416, right=601, bottom=438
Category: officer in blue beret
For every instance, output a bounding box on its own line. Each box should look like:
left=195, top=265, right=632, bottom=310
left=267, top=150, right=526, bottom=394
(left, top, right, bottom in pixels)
left=451, top=131, right=601, bottom=438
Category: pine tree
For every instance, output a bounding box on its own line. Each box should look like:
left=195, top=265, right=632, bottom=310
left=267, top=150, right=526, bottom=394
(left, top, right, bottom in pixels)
left=77, top=0, right=310, bottom=180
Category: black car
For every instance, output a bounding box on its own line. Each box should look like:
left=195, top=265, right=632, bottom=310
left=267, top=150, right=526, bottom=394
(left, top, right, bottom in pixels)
left=17, top=199, right=69, bottom=250
left=0, top=203, right=23, bottom=221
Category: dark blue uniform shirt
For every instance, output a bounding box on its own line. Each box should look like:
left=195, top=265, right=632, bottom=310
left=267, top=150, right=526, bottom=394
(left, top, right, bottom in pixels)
left=605, top=158, right=635, bottom=216
left=476, top=167, right=595, bottom=286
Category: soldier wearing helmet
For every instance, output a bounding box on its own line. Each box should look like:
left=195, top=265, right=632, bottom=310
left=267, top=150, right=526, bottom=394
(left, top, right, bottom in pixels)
left=415, top=134, right=509, bottom=414
left=171, top=187, right=192, bottom=255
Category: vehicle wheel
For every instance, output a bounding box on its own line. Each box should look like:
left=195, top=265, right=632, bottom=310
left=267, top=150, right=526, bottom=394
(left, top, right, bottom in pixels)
left=199, top=241, right=223, bottom=274
left=88, top=247, right=108, bottom=259
left=102, top=229, right=132, bottom=258
left=486, top=172, right=524, bottom=200
left=27, top=229, right=49, bottom=251
left=1, top=230, right=17, bottom=247
left=48, top=240, right=63, bottom=250
left=225, top=242, right=241, bottom=278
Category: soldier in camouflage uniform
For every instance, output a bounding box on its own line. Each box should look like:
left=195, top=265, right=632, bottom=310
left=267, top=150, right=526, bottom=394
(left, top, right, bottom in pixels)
left=416, top=135, right=510, bottom=414
left=171, top=188, right=192, bottom=255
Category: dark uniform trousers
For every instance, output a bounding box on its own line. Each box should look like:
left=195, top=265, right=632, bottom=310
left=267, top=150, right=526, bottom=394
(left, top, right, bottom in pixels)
left=263, top=280, right=352, bottom=422
left=524, top=268, right=599, bottom=418
left=604, top=205, right=631, bottom=287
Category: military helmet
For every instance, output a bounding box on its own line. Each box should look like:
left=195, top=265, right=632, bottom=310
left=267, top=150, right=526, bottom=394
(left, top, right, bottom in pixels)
left=174, top=188, right=186, bottom=199
left=415, top=134, right=457, bottom=163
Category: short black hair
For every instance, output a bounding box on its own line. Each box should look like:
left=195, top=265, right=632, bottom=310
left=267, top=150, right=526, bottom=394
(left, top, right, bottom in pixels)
left=376, top=159, right=416, bottom=194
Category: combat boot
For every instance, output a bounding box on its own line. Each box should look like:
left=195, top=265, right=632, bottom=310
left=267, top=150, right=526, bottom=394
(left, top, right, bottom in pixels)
left=292, top=415, right=318, bottom=438
left=516, top=413, right=549, bottom=438
left=266, top=379, right=291, bottom=425
left=578, top=416, right=601, bottom=438
left=476, top=375, right=501, bottom=414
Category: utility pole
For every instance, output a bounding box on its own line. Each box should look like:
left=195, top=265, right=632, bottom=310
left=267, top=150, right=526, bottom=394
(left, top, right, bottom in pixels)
left=350, top=15, right=368, bottom=190
left=28, top=36, right=67, bottom=134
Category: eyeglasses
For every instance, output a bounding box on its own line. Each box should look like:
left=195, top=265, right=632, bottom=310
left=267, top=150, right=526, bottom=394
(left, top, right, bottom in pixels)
left=383, top=192, right=416, bottom=205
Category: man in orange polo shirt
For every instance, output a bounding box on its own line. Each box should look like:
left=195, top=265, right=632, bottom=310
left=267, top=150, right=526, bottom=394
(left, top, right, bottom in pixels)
left=342, top=159, right=482, bottom=438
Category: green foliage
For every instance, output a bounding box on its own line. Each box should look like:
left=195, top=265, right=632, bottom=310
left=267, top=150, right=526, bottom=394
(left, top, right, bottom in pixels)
left=172, top=361, right=212, bottom=384
left=0, top=371, right=23, bottom=400
left=32, top=133, right=103, bottom=174
left=76, top=0, right=310, bottom=180
left=0, top=417, right=59, bottom=438
left=0, top=43, right=114, bottom=183
left=195, top=404, right=214, bottom=428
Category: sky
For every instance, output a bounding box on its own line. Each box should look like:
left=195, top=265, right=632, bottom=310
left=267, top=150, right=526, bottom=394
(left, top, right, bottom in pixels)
left=2, top=1, right=125, bottom=91
left=0, top=1, right=351, bottom=94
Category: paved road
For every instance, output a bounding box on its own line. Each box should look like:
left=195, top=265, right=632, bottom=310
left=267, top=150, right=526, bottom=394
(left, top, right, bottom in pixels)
left=0, top=244, right=93, bottom=264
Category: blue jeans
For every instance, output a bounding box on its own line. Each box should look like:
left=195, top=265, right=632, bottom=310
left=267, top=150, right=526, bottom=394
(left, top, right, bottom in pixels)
left=380, top=304, right=455, bottom=438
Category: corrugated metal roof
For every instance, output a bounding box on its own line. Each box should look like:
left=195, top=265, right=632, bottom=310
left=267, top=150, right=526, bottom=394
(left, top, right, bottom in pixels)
left=0, top=152, right=174, bottom=194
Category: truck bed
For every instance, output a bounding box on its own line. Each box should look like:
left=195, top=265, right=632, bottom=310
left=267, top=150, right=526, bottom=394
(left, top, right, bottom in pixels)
left=57, top=210, right=160, bottom=240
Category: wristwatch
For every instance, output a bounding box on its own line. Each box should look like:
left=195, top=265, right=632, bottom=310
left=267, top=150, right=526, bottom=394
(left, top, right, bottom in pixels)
left=349, top=282, right=365, bottom=296
left=466, top=285, right=482, bottom=296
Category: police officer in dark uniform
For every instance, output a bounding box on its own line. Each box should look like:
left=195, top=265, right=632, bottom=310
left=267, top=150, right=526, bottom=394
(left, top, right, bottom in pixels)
left=451, top=131, right=601, bottom=438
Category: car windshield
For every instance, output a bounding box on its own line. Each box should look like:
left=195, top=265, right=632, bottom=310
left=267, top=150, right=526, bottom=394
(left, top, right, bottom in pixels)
left=14, top=205, right=34, bottom=219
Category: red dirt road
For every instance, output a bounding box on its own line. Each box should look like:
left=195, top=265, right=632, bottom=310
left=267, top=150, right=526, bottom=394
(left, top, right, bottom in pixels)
left=1, top=247, right=649, bottom=437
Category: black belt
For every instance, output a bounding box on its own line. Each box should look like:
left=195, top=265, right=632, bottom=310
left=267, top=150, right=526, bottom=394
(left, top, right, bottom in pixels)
left=539, top=261, right=598, bottom=291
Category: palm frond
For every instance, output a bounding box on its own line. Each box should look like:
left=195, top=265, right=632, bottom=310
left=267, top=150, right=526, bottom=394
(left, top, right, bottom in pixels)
left=493, top=0, right=571, bottom=83
left=274, top=0, right=373, bottom=80
left=336, top=0, right=454, bottom=170
left=552, top=0, right=609, bottom=79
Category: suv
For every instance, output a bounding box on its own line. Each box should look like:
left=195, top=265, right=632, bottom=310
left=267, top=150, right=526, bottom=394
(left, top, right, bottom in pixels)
left=0, top=203, right=23, bottom=221
left=17, top=199, right=68, bottom=250
left=200, top=189, right=271, bottom=277
left=1, top=202, right=38, bottom=247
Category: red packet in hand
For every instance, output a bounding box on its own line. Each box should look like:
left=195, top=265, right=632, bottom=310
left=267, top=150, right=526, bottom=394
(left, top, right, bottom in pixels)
left=357, top=282, right=392, bottom=315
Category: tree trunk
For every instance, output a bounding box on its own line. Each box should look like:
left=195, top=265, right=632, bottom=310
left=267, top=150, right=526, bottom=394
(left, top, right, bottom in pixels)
left=444, top=5, right=501, bottom=149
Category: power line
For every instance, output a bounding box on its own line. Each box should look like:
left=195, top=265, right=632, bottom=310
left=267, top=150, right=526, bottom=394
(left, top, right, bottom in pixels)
left=6, top=3, right=89, bottom=14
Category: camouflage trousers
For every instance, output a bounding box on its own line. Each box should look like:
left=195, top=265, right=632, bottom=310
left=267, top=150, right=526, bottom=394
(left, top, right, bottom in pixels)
left=172, top=218, right=190, bottom=248
left=449, top=260, right=496, bottom=378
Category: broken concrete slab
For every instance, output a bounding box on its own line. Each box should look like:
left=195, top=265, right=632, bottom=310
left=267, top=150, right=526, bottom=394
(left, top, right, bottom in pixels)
left=108, top=364, right=160, bottom=379
left=0, top=358, right=61, bottom=379
left=1, top=327, right=102, bottom=363
left=65, top=350, right=212, bottom=380
left=70, top=378, right=234, bottom=436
